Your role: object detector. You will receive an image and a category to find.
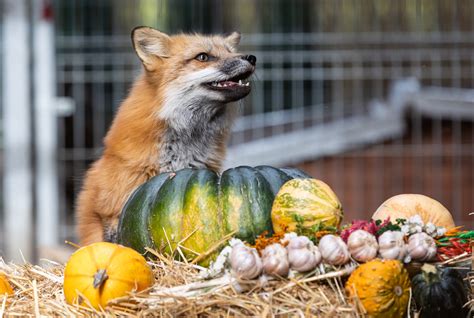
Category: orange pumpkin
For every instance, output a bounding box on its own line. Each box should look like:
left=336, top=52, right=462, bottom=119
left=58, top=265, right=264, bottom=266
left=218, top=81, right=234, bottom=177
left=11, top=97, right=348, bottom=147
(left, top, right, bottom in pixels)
left=0, top=273, right=13, bottom=296
left=346, top=259, right=410, bottom=317
left=63, top=242, right=154, bottom=310
left=372, top=194, right=455, bottom=229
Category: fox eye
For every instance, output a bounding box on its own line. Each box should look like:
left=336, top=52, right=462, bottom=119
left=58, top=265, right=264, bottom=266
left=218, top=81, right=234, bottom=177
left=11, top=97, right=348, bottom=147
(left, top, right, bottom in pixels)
left=195, top=53, right=209, bottom=62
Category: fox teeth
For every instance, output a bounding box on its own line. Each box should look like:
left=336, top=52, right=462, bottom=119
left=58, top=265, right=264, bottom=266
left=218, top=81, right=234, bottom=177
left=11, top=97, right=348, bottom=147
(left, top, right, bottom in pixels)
left=238, top=80, right=242, bottom=85
left=245, top=82, right=250, bottom=86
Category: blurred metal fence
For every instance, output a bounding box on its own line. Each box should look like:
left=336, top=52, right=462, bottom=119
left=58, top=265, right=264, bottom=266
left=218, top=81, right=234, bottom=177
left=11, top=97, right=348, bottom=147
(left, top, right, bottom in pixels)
left=0, top=0, right=472, bottom=253
left=54, top=0, right=474, bottom=242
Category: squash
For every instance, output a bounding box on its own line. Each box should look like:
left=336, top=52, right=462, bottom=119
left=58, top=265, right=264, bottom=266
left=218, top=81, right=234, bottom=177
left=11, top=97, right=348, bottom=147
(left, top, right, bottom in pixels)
left=271, top=178, right=343, bottom=235
left=63, top=242, right=154, bottom=310
left=117, top=166, right=309, bottom=266
left=372, top=194, right=455, bottom=229
left=345, top=259, right=411, bottom=318
left=412, top=263, right=468, bottom=318
left=0, top=273, right=13, bottom=296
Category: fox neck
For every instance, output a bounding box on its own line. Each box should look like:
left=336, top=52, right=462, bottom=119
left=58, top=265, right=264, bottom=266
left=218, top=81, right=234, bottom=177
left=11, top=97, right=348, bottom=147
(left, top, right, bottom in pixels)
left=157, top=82, right=238, bottom=172
left=104, top=74, right=237, bottom=173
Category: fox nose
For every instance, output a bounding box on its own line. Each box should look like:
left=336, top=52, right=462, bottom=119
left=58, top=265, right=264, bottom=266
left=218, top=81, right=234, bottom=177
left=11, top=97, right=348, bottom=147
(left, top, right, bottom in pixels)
left=243, top=55, right=256, bottom=66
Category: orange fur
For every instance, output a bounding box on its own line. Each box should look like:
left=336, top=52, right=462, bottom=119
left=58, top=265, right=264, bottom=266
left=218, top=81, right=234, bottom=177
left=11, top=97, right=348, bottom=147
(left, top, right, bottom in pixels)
left=76, top=28, right=253, bottom=245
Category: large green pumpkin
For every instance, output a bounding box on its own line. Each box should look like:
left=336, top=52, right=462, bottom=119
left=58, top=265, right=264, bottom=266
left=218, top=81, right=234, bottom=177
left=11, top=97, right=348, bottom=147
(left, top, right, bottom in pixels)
left=117, top=166, right=309, bottom=265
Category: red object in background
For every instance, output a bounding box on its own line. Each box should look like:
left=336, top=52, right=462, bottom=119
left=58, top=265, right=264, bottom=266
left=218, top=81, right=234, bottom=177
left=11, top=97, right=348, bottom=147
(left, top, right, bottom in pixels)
left=42, top=0, right=53, bottom=21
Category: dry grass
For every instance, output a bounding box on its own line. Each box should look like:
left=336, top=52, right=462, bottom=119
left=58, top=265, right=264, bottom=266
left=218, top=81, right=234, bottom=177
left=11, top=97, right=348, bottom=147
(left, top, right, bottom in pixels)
left=0, top=253, right=358, bottom=317
left=0, top=245, right=471, bottom=317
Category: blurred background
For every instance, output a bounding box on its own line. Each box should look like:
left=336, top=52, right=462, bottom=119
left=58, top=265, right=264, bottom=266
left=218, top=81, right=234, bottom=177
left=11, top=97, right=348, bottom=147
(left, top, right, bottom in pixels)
left=0, top=0, right=472, bottom=262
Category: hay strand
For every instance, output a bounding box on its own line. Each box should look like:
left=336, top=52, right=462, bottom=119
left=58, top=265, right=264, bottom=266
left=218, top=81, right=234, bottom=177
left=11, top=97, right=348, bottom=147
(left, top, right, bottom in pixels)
left=0, top=254, right=356, bottom=317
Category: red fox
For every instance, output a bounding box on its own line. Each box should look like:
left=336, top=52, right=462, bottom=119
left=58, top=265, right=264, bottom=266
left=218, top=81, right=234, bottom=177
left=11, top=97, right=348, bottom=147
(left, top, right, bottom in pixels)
left=76, top=27, right=256, bottom=245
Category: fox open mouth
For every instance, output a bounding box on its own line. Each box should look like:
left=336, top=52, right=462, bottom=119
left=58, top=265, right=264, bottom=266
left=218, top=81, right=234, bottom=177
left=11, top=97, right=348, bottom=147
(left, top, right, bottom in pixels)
left=204, top=72, right=252, bottom=91
left=203, top=69, right=254, bottom=102
left=208, top=79, right=250, bottom=88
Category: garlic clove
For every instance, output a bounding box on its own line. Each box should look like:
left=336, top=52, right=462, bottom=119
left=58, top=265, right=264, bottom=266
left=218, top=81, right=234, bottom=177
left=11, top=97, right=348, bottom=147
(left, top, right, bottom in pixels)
left=377, top=230, right=407, bottom=261
left=286, top=235, right=321, bottom=272
left=286, top=235, right=313, bottom=250
left=230, top=244, right=263, bottom=280
left=318, top=234, right=350, bottom=265
left=347, top=230, right=378, bottom=263
left=407, top=232, right=437, bottom=262
left=262, top=243, right=290, bottom=277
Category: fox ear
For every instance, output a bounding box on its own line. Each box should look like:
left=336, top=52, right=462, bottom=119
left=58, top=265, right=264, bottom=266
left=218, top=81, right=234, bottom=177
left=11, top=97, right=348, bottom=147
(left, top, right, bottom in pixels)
left=132, top=26, right=171, bottom=70
left=225, top=32, right=241, bottom=51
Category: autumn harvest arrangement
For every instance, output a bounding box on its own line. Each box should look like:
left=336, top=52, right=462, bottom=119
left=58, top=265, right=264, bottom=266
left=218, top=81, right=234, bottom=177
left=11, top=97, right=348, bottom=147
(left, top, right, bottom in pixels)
left=0, top=166, right=473, bottom=317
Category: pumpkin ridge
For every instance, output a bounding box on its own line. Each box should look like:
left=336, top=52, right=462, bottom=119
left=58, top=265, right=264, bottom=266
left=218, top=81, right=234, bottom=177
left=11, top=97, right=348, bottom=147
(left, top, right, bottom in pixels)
left=182, top=169, right=221, bottom=260
left=216, top=173, right=227, bottom=236
left=180, top=170, right=200, bottom=250
left=78, top=283, right=94, bottom=305
left=86, top=244, right=102, bottom=273
left=239, top=168, right=255, bottom=241
left=103, top=244, right=123, bottom=271
left=146, top=174, right=174, bottom=251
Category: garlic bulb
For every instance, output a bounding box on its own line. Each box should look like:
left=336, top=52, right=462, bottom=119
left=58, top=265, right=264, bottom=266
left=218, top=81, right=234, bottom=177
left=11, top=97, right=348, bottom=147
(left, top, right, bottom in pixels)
left=318, top=234, right=350, bottom=265
left=286, top=236, right=322, bottom=272
left=230, top=243, right=262, bottom=279
left=407, top=232, right=437, bottom=261
left=347, top=230, right=378, bottom=263
left=377, top=230, right=407, bottom=260
left=261, top=243, right=290, bottom=277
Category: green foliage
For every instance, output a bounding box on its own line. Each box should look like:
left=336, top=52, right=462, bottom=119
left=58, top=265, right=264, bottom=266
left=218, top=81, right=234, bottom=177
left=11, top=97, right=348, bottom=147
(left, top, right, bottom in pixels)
left=291, top=213, right=337, bottom=244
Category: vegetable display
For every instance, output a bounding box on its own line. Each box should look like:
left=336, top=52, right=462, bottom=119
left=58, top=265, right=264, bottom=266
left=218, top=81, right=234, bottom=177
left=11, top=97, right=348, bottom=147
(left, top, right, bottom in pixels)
left=318, top=234, right=350, bottom=265
left=262, top=243, right=290, bottom=277
left=411, top=263, right=469, bottom=318
left=286, top=235, right=321, bottom=272
left=117, top=166, right=309, bottom=265
left=229, top=241, right=262, bottom=280
left=0, top=273, right=13, bottom=296
left=347, top=230, right=378, bottom=263
left=372, top=194, right=455, bottom=229
left=407, top=232, right=437, bottom=262
left=345, top=259, right=411, bottom=318
left=63, top=242, right=154, bottom=310
left=271, top=178, right=343, bottom=235
left=377, top=230, right=407, bottom=261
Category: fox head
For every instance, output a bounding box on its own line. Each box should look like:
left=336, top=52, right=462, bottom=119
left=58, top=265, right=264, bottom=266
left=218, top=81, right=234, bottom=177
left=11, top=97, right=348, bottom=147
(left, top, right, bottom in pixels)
left=131, top=27, right=256, bottom=131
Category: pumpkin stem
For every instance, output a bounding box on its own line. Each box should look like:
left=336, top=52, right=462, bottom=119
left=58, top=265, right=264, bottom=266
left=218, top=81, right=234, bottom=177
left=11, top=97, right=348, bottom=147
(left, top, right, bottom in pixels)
left=420, top=263, right=439, bottom=283
left=93, top=269, right=109, bottom=289
left=420, top=263, right=436, bottom=274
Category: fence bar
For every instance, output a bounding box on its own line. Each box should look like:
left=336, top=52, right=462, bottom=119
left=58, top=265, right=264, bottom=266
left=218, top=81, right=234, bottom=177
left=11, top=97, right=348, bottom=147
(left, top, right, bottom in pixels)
left=2, top=0, right=33, bottom=262
left=33, top=0, right=59, bottom=249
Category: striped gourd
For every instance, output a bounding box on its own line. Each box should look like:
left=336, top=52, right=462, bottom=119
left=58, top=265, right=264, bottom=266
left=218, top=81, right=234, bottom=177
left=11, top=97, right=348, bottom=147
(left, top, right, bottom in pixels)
left=271, top=178, right=343, bottom=234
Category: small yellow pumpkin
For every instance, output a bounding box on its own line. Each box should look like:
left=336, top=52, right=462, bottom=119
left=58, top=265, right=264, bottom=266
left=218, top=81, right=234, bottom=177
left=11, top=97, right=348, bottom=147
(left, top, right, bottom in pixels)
left=345, top=259, right=410, bottom=318
left=0, top=273, right=13, bottom=296
left=64, top=242, right=154, bottom=310
left=271, top=178, right=343, bottom=235
left=372, top=194, right=455, bottom=229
